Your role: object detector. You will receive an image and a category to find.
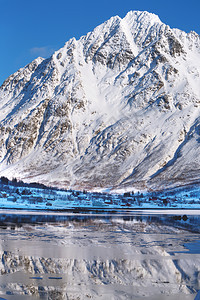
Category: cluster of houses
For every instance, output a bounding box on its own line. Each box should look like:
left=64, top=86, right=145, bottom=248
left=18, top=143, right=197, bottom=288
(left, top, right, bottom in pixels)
left=0, top=178, right=200, bottom=210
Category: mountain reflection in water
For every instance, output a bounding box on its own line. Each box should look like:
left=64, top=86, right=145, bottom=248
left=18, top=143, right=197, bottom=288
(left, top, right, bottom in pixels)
left=0, top=210, right=199, bottom=300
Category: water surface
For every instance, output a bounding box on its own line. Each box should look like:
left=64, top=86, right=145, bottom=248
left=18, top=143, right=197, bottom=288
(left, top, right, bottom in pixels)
left=0, top=210, right=199, bottom=299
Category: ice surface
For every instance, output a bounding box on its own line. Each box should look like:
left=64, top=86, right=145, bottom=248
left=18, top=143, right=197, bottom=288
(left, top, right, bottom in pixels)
left=0, top=211, right=199, bottom=299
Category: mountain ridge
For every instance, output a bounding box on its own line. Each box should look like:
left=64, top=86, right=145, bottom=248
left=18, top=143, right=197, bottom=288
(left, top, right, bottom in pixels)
left=0, top=10, right=200, bottom=191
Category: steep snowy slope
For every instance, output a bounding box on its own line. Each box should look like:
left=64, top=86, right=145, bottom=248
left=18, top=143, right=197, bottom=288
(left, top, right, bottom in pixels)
left=0, top=10, right=200, bottom=191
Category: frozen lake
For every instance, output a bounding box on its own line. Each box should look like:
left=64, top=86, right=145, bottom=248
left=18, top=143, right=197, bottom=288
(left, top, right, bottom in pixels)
left=0, top=209, right=200, bottom=299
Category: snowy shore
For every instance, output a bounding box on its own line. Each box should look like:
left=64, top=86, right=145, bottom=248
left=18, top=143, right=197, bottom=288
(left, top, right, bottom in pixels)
left=1, top=180, right=200, bottom=211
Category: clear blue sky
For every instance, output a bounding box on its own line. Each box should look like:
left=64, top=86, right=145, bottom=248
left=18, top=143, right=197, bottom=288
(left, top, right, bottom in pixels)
left=0, top=0, right=199, bottom=85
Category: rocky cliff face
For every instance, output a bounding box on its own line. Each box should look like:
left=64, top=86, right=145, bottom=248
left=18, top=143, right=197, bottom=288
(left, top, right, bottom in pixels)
left=0, top=10, right=200, bottom=191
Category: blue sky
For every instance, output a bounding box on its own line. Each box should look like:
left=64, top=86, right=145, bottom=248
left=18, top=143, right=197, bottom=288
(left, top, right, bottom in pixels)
left=0, top=0, right=199, bottom=85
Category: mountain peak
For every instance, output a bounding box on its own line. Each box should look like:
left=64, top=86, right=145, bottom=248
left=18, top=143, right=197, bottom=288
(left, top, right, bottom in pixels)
left=124, top=10, right=162, bottom=25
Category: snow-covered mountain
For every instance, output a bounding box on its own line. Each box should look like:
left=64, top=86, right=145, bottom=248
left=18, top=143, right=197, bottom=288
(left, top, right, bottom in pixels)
left=0, top=10, right=200, bottom=191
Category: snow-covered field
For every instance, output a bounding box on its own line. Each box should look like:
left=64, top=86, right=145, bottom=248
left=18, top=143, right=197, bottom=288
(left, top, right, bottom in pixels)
left=0, top=211, right=200, bottom=299
left=1, top=180, right=200, bottom=211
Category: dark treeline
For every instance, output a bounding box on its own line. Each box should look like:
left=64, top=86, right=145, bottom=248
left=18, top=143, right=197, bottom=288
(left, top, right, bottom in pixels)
left=0, top=176, right=62, bottom=192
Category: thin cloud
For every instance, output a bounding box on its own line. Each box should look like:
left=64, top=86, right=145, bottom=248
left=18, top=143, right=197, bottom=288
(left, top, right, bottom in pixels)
left=30, top=46, right=55, bottom=58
